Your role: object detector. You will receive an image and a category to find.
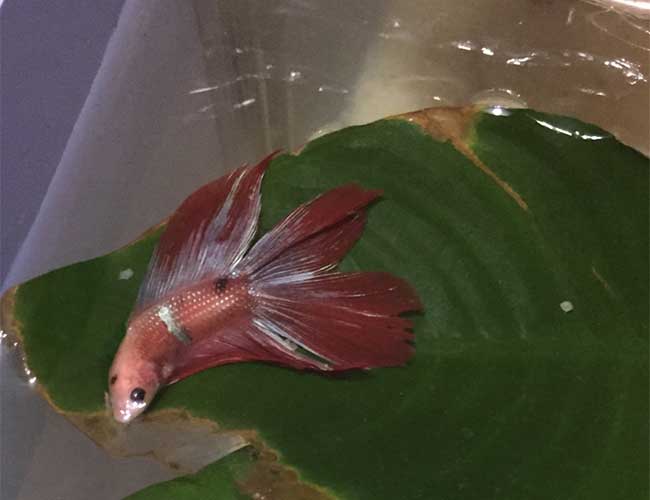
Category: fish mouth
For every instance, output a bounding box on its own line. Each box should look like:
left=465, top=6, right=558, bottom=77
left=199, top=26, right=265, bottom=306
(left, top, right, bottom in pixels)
left=114, top=409, right=135, bottom=424
left=112, top=405, right=140, bottom=424
left=105, top=390, right=145, bottom=424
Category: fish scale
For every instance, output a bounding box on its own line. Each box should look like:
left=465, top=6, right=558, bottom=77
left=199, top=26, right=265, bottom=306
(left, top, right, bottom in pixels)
left=167, top=278, right=251, bottom=339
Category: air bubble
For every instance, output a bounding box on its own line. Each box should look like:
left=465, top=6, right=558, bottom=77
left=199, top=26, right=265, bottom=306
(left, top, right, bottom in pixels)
left=287, top=70, right=303, bottom=82
left=471, top=88, right=528, bottom=112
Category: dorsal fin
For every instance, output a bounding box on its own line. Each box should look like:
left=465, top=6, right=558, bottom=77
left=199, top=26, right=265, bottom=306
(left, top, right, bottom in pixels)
left=241, top=184, right=382, bottom=276
left=134, top=152, right=276, bottom=314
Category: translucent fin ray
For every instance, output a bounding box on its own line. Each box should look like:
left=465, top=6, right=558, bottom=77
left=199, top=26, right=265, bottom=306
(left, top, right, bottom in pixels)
left=241, top=184, right=381, bottom=276
left=134, top=153, right=276, bottom=314
left=169, top=317, right=327, bottom=383
left=251, top=272, right=420, bottom=370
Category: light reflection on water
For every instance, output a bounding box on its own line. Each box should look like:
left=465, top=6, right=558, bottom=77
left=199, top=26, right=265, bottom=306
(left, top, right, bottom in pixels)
left=191, top=0, right=648, bottom=155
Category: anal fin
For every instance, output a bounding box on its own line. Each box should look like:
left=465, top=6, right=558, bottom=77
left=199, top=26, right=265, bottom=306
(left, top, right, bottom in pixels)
left=169, top=315, right=328, bottom=384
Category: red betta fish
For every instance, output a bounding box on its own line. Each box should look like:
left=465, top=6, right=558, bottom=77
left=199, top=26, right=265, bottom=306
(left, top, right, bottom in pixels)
left=108, top=153, right=422, bottom=423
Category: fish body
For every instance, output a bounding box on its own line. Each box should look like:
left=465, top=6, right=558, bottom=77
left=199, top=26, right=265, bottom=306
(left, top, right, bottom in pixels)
left=130, top=276, right=251, bottom=354
left=109, top=153, right=422, bottom=423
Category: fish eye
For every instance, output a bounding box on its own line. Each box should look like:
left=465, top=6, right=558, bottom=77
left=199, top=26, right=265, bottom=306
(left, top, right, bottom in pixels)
left=130, top=387, right=146, bottom=402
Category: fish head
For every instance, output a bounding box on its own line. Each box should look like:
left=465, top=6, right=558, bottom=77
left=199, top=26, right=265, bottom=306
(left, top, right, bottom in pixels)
left=108, top=339, right=161, bottom=424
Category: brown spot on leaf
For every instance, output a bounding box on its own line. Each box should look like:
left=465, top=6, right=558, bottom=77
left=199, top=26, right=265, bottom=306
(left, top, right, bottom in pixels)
left=393, top=106, right=529, bottom=212
left=592, top=266, right=614, bottom=296
left=1, top=286, right=21, bottom=346
left=66, top=409, right=249, bottom=474
left=237, top=439, right=334, bottom=500
left=393, top=106, right=477, bottom=144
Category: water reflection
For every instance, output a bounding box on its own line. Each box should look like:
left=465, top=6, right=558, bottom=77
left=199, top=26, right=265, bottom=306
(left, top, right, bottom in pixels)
left=192, top=0, right=648, bottom=154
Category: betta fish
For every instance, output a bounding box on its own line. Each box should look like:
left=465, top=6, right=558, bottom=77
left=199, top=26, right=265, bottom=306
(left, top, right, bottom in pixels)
left=108, top=153, right=421, bottom=423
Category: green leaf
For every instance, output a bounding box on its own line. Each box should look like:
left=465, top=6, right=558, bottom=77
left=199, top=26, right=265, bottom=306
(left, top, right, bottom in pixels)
left=128, top=450, right=251, bottom=500
left=3, top=108, right=647, bottom=500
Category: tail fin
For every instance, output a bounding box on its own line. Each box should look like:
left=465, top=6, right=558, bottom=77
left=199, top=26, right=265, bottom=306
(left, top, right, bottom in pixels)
left=243, top=185, right=422, bottom=370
